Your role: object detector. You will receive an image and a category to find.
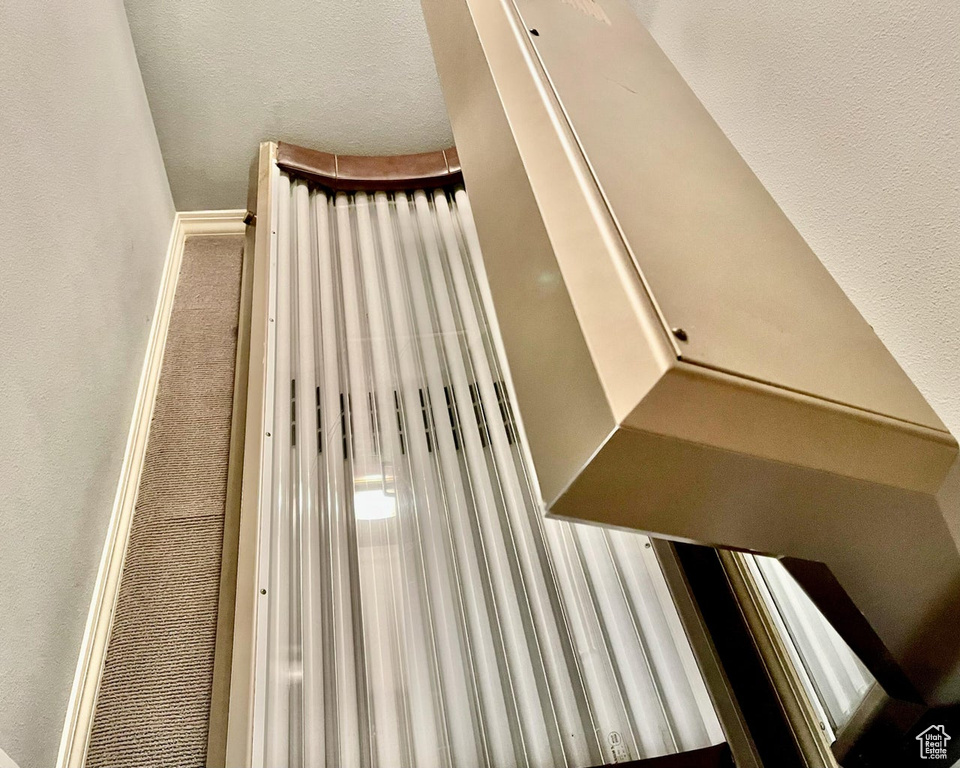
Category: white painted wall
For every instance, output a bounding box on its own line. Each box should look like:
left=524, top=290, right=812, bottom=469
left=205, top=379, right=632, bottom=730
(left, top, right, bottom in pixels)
left=626, top=0, right=960, bottom=435
left=124, top=0, right=454, bottom=210
left=0, top=0, right=174, bottom=765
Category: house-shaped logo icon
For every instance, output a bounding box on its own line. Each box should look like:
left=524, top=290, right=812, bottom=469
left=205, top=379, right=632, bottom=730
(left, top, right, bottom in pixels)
left=917, top=724, right=951, bottom=760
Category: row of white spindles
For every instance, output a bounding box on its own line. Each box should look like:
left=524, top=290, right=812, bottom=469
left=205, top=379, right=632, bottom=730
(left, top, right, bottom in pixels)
left=254, top=174, right=724, bottom=768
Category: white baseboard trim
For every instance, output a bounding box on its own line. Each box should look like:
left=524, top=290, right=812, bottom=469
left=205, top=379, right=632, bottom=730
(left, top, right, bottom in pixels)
left=56, top=210, right=246, bottom=768
left=178, top=209, right=247, bottom=237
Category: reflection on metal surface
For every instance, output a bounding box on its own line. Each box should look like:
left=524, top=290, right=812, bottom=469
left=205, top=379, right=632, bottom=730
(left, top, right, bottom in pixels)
left=250, top=173, right=724, bottom=766
left=421, top=0, right=960, bottom=705
left=748, top=556, right=874, bottom=740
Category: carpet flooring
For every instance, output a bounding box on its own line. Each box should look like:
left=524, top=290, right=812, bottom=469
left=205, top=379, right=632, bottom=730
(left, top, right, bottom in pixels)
left=85, top=234, right=244, bottom=767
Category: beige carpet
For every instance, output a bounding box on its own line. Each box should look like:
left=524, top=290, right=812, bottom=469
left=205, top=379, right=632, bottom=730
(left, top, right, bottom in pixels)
left=86, top=234, right=244, bottom=767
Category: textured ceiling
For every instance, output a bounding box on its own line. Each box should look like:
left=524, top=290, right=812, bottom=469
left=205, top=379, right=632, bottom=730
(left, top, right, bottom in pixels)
left=124, top=0, right=453, bottom=210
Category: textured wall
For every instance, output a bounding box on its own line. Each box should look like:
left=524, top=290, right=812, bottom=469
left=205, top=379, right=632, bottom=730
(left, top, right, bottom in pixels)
left=126, top=0, right=958, bottom=422
left=0, top=1, right=174, bottom=765
left=626, top=0, right=960, bottom=434
left=124, top=0, right=454, bottom=210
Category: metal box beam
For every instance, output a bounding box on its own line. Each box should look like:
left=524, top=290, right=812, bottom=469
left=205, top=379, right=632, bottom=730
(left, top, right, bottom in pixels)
left=421, top=0, right=960, bottom=706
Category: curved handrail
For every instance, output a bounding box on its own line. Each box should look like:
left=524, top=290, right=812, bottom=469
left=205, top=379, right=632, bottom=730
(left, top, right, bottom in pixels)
left=276, top=141, right=462, bottom=192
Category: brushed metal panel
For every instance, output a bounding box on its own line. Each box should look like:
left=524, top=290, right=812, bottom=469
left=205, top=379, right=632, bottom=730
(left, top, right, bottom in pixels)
left=512, top=0, right=945, bottom=433
left=420, top=0, right=620, bottom=504
left=625, top=363, right=956, bottom=496
left=226, top=141, right=277, bottom=767
left=422, top=0, right=960, bottom=710
left=425, top=0, right=676, bottom=426
left=552, top=426, right=960, bottom=706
